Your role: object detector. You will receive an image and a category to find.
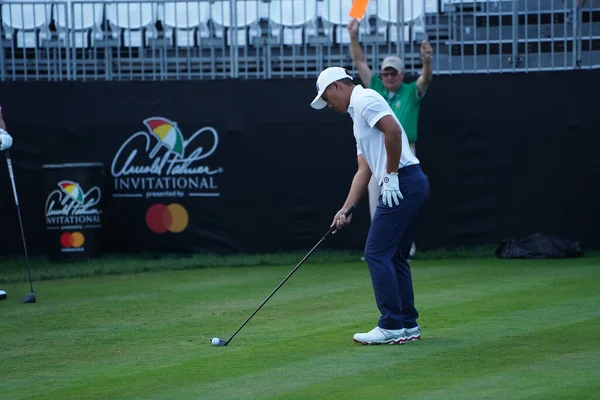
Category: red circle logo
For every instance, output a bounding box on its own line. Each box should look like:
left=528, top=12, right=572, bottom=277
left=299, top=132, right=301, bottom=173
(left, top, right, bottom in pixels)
left=60, top=232, right=85, bottom=248
left=145, top=203, right=189, bottom=234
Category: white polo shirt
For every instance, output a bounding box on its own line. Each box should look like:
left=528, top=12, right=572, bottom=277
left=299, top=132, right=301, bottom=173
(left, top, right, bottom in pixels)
left=347, top=85, right=420, bottom=186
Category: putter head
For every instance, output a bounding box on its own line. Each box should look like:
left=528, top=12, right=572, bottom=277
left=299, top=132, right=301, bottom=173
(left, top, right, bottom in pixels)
left=20, top=293, right=36, bottom=304
left=211, top=338, right=228, bottom=347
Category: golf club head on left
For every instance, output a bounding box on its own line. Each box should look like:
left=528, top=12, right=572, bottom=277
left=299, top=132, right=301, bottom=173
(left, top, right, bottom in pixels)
left=211, top=338, right=228, bottom=346
left=20, top=293, right=36, bottom=303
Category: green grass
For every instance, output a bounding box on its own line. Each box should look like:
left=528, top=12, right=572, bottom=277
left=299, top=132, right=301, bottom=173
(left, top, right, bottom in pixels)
left=0, top=246, right=506, bottom=284
left=1, top=256, right=599, bottom=399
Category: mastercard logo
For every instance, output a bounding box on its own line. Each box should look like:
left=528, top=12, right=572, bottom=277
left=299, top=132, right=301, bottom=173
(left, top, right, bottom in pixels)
left=61, top=231, right=85, bottom=248
left=145, top=203, right=189, bottom=234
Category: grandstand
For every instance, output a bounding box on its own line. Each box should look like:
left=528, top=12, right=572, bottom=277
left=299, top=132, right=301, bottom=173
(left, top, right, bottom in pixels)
left=0, top=0, right=598, bottom=80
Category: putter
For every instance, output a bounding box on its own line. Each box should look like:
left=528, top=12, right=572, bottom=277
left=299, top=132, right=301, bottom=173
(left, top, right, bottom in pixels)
left=4, top=150, right=36, bottom=303
left=211, top=204, right=356, bottom=347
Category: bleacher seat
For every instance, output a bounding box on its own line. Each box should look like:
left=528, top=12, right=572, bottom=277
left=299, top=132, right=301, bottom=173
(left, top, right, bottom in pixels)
left=1, top=0, right=52, bottom=48
left=53, top=2, right=104, bottom=48
left=268, top=0, right=317, bottom=46
left=426, top=0, right=440, bottom=14
left=210, top=0, right=260, bottom=47
left=375, top=0, right=425, bottom=43
left=160, top=1, right=211, bottom=47
left=320, top=0, right=370, bottom=44
left=105, top=2, right=157, bottom=47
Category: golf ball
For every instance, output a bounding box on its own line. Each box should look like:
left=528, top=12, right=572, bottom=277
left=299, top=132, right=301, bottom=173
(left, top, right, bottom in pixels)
left=211, top=338, right=220, bottom=346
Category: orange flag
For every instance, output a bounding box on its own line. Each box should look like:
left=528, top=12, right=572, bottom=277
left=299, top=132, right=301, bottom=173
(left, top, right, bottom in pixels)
left=349, top=0, right=369, bottom=19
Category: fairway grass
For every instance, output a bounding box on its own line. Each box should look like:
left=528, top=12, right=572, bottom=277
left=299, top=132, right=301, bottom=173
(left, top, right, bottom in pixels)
left=1, top=257, right=599, bottom=399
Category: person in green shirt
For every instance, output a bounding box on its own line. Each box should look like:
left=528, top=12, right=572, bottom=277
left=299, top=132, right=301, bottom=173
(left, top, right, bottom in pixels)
left=348, top=18, right=433, bottom=259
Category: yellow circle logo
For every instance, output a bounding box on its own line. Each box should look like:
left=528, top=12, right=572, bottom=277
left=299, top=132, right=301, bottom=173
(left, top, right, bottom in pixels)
left=145, top=203, right=190, bottom=234
left=60, top=231, right=85, bottom=248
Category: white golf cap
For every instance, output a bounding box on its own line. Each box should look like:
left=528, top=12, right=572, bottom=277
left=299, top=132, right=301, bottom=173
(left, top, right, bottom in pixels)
left=310, top=67, right=353, bottom=109
left=381, top=56, right=405, bottom=72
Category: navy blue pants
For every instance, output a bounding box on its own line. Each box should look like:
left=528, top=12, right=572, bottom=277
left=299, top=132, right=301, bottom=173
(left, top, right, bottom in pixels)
left=364, top=165, right=430, bottom=330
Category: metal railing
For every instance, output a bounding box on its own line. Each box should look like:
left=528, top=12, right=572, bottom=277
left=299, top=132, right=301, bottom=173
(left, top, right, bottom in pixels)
left=0, top=0, right=598, bottom=81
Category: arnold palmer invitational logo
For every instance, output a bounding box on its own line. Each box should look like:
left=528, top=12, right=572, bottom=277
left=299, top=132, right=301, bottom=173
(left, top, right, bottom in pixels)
left=45, top=181, right=102, bottom=230
left=111, top=117, right=223, bottom=199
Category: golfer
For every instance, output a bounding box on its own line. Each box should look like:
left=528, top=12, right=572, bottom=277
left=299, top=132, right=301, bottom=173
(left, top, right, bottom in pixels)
left=310, top=67, right=430, bottom=345
left=0, top=106, right=12, bottom=152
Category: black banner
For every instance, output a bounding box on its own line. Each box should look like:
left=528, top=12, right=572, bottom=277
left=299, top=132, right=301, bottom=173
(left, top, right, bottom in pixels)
left=0, top=70, right=599, bottom=258
left=42, top=163, right=105, bottom=261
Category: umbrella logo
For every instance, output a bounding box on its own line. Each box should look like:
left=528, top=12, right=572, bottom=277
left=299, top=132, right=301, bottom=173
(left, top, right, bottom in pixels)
left=45, top=180, right=103, bottom=224
left=144, top=117, right=185, bottom=158
left=58, top=181, right=84, bottom=204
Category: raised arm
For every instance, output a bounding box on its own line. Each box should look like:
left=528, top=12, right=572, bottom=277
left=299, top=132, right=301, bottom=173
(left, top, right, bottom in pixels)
left=416, top=40, right=434, bottom=96
left=347, top=19, right=373, bottom=88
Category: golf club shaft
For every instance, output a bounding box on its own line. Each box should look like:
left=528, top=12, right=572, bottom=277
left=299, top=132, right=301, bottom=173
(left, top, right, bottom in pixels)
left=5, top=151, right=34, bottom=293
left=226, top=204, right=356, bottom=345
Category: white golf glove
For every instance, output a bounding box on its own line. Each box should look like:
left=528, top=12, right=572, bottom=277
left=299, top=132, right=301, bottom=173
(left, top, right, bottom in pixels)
left=382, top=172, right=403, bottom=207
left=0, top=129, right=13, bottom=151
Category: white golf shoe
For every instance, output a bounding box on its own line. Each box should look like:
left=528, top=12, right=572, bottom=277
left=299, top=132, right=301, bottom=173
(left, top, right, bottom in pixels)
left=353, top=326, right=406, bottom=345
left=405, top=326, right=421, bottom=341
